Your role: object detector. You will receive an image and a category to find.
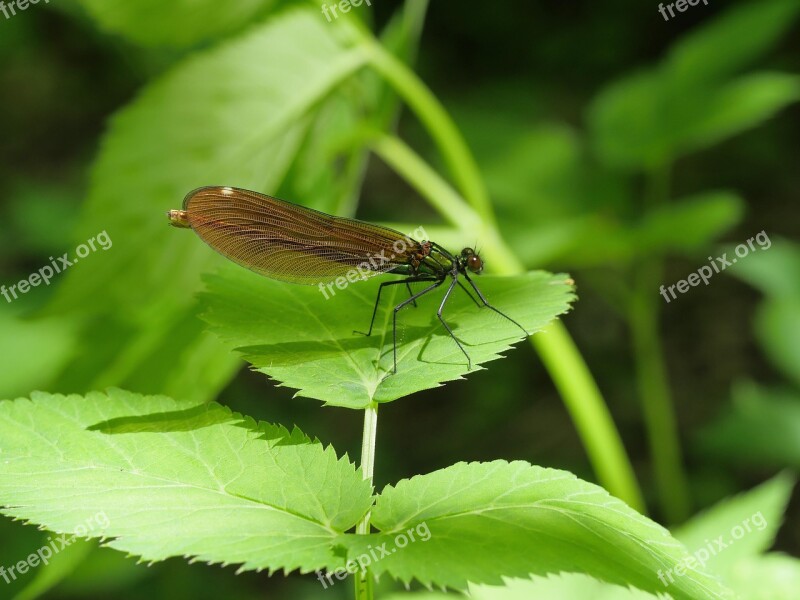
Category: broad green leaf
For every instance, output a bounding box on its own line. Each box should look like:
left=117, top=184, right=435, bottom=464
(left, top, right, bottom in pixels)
left=199, top=266, right=575, bottom=407
left=673, top=473, right=795, bottom=574
left=339, top=461, right=731, bottom=600
left=682, top=72, right=800, bottom=153
left=665, top=0, right=800, bottom=86
left=697, top=383, right=800, bottom=468
left=386, top=474, right=797, bottom=599
left=76, top=0, right=278, bottom=48
left=0, top=389, right=373, bottom=575
left=42, top=9, right=369, bottom=402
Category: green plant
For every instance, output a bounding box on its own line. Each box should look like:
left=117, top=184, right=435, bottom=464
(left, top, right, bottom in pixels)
left=1, top=1, right=798, bottom=599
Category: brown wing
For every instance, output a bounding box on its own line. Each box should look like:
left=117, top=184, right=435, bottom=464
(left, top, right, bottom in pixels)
left=180, top=186, right=420, bottom=285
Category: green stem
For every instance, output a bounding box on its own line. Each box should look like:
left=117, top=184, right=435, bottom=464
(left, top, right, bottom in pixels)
left=370, top=134, right=481, bottom=231
left=354, top=404, right=378, bottom=600
left=630, top=165, right=691, bottom=523
left=351, top=31, right=494, bottom=222
left=371, top=132, right=646, bottom=513
left=530, top=320, right=645, bottom=510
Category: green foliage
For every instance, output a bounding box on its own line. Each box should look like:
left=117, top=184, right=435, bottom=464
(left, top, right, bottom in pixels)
left=0, top=389, right=373, bottom=575
left=383, top=473, right=797, bottom=600
left=341, top=461, right=730, bottom=599
left=672, top=473, right=794, bottom=573
left=730, top=239, right=800, bottom=386
left=43, top=9, right=370, bottom=403
left=200, top=266, right=575, bottom=407
left=75, top=0, right=279, bottom=47
left=700, top=240, right=800, bottom=468
left=1, top=0, right=798, bottom=598
left=699, top=383, right=800, bottom=468
left=0, top=391, right=729, bottom=599
left=589, top=0, right=800, bottom=169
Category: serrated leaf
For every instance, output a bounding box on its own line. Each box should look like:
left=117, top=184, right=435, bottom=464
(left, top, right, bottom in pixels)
left=470, top=575, right=657, bottom=600
left=199, top=266, right=575, bottom=407
left=338, top=461, right=731, bottom=600
left=41, top=9, right=369, bottom=402
left=0, top=389, right=373, bottom=575
left=673, top=473, right=795, bottom=575
left=76, top=0, right=278, bottom=48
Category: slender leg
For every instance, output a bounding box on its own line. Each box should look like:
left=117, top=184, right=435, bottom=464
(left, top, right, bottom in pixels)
left=456, top=280, right=481, bottom=307
left=389, top=279, right=445, bottom=374
left=462, top=272, right=529, bottom=336
left=437, top=275, right=472, bottom=369
left=406, top=282, right=418, bottom=308
left=354, top=277, right=436, bottom=337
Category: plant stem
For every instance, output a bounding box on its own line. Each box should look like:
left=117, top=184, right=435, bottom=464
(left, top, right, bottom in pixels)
left=354, top=403, right=378, bottom=600
left=352, top=31, right=495, bottom=222
left=371, top=132, right=646, bottom=513
left=630, top=165, right=691, bottom=523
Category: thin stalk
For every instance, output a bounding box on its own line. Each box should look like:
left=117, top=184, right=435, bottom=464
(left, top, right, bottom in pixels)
left=346, top=29, right=494, bottom=222
left=371, top=132, right=646, bottom=513
left=354, top=403, right=379, bottom=600
left=630, top=165, right=691, bottom=523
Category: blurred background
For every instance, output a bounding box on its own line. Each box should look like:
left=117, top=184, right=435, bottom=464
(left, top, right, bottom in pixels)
left=0, top=0, right=798, bottom=598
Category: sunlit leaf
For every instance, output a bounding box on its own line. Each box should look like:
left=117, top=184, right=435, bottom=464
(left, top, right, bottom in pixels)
left=0, top=389, right=373, bottom=575
left=340, top=461, right=731, bottom=599
left=200, top=266, right=575, bottom=407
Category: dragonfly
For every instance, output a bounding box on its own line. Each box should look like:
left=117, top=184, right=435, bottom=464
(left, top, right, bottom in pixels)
left=168, top=186, right=527, bottom=374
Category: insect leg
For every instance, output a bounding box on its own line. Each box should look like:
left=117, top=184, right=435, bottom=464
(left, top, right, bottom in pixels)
left=437, top=275, right=472, bottom=369
left=463, top=271, right=529, bottom=336
left=389, top=278, right=444, bottom=374
left=355, top=277, right=437, bottom=337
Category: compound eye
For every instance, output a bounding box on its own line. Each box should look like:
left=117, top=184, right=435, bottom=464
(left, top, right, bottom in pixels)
left=467, top=254, right=483, bottom=273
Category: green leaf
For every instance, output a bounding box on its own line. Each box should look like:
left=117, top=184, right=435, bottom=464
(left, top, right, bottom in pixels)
left=729, top=238, right=800, bottom=299
left=632, top=192, right=744, bottom=256
left=723, top=554, right=800, bottom=600
left=589, top=70, right=669, bottom=169
left=76, top=0, right=278, bottom=48
left=665, top=0, right=800, bottom=86
left=199, top=267, right=575, bottom=408
left=535, top=192, right=743, bottom=267
left=683, top=72, right=800, bottom=152
left=0, top=389, right=373, bottom=575
left=698, top=383, right=800, bottom=468
left=469, top=576, right=654, bottom=600
left=589, top=0, right=800, bottom=169
left=673, top=473, right=795, bottom=575
left=339, top=461, right=731, bottom=600
left=42, top=9, right=369, bottom=402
